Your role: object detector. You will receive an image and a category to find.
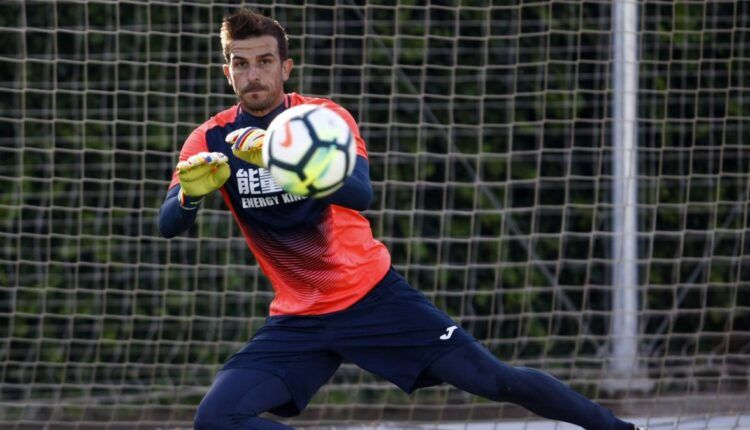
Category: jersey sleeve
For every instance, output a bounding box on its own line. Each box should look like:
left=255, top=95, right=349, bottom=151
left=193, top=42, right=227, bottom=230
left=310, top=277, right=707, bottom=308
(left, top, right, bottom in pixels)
left=168, top=128, right=210, bottom=189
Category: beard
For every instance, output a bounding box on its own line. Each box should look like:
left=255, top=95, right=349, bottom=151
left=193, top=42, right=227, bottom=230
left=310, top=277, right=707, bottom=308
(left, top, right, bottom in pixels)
left=236, top=83, right=277, bottom=114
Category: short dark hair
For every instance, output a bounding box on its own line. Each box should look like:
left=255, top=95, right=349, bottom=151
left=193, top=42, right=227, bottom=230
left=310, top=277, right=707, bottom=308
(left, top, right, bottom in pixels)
left=220, top=8, right=289, bottom=63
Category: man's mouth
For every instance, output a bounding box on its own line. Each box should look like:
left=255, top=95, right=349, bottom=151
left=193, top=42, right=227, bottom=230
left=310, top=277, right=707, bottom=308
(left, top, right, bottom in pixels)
left=243, top=86, right=266, bottom=94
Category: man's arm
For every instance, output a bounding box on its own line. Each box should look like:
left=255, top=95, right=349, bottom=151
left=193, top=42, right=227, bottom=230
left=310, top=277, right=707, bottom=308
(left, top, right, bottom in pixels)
left=321, top=156, right=372, bottom=212
left=304, top=103, right=372, bottom=212
left=158, top=122, right=231, bottom=239
left=158, top=186, right=200, bottom=238
left=158, top=151, right=230, bottom=238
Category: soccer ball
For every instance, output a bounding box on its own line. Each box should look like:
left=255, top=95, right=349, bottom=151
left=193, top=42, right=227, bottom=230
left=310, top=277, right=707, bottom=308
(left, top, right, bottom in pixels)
left=262, top=104, right=357, bottom=198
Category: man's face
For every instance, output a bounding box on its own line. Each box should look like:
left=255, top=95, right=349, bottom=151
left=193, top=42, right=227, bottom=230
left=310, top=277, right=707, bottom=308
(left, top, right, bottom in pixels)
left=223, top=35, right=293, bottom=116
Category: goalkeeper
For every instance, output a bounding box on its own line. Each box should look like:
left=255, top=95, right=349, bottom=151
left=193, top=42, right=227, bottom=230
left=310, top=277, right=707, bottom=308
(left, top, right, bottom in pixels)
left=158, top=8, right=647, bottom=430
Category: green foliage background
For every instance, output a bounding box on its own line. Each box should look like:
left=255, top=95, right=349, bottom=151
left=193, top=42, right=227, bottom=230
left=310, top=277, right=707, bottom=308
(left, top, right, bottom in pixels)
left=0, top=0, right=748, bottom=427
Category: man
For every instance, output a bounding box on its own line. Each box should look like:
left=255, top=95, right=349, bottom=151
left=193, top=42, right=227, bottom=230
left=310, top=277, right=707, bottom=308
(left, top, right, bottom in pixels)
left=158, top=8, right=647, bottom=430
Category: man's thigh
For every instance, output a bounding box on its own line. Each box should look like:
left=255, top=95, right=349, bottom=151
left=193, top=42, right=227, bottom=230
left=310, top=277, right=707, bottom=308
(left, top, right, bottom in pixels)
left=222, top=316, right=342, bottom=417
left=326, top=271, right=476, bottom=393
left=195, top=368, right=292, bottom=428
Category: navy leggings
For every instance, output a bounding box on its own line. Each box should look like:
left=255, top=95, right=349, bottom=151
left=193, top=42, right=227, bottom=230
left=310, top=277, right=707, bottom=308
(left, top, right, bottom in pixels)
left=194, top=342, right=633, bottom=430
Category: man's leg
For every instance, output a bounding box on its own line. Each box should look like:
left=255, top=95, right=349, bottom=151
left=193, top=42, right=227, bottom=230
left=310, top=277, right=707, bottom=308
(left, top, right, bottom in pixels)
left=426, top=342, right=634, bottom=430
left=194, top=368, right=294, bottom=430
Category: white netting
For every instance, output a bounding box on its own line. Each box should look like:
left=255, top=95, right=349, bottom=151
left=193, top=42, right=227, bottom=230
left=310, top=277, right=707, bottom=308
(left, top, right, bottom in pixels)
left=1, top=1, right=748, bottom=429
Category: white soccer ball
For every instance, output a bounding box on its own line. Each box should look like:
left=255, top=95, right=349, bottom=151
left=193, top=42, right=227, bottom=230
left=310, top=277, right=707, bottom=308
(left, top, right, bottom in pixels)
left=262, top=104, right=357, bottom=198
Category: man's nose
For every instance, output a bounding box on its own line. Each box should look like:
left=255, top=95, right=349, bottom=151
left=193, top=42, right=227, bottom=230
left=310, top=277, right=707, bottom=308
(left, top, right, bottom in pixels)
left=245, top=65, right=261, bottom=80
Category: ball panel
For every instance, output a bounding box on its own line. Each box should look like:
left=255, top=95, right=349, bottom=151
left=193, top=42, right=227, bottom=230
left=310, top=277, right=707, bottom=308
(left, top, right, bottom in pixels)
left=267, top=103, right=318, bottom=134
left=302, top=146, right=339, bottom=185
left=311, top=149, right=349, bottom=190
left=305, top=108, right=351, bottom=145
left=340, top=133, right=356, bottom=177
left=266, top=120, right=314, bottom=166
left=262, top=104, right=318, bottom=168
left=306, top=182, right=344, bottom=199
left=269, top=166, right=308, bottom=196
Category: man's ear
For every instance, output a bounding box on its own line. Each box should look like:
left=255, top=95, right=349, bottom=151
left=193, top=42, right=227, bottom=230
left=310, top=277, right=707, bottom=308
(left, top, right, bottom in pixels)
left=223, top=63, right=232, bottom=84
left=281, top=58, right=294, bottom=81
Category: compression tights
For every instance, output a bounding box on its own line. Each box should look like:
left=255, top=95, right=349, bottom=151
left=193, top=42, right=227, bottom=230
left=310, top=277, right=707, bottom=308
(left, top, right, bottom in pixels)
left=194, top=343, right=634, bottom=430
left=426, top=342, right=634, bottom=430
left=193, top=368, right=294, bottom=430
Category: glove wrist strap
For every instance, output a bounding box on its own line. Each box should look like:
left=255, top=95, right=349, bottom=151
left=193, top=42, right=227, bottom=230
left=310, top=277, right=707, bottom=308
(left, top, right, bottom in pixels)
left=178, top=188, right=204, bottom=210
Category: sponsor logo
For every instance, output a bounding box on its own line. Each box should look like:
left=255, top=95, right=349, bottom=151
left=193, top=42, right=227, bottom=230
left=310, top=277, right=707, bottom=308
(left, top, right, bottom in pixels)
left=440, top=326, right=458, bottom=340
left=237, top=168, right=283, bottom=195
left=281, top=123, right=293, bottom=147
left=235, top=167, right=307, bottom=208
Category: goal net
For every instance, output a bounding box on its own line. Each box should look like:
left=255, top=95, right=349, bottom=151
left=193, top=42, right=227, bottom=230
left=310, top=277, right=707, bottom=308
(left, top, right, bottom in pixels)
left=1, top=1, right=748, bottom=429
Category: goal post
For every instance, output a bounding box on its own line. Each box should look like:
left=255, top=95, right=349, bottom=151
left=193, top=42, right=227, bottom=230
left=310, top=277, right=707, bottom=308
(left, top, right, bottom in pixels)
left=608, top=0, right=644, bottom=386
left=1, top=1, right=749, bottom=429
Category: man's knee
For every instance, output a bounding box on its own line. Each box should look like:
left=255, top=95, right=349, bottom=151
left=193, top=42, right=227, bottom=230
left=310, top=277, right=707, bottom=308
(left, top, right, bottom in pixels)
left=194, top=401, right=221, bottom=430
left=194, top=394, right=244, bottom=430
left=193, top=368, right=293, bottom=429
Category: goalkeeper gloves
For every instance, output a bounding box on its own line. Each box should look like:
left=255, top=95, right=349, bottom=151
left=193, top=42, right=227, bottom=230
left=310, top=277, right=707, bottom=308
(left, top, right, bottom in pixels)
left=226, top=126, right=266, bottom=167
left=176, top=152, right=230, bottom=209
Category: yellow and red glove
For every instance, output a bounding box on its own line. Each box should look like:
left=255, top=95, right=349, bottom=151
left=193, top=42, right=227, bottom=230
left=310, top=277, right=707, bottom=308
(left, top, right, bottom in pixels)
left=176, top=152, right=230, bottom=208
left=226, top=126, right=266, bottom=167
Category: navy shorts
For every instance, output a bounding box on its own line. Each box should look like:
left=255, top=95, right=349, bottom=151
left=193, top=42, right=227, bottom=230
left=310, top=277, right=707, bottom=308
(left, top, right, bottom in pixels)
left=220, top=268, right=476, bottom=416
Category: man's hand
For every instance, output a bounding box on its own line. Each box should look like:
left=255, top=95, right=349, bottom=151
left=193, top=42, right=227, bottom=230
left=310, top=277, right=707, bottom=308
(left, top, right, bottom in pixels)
left=176, top=152, right=231, bottom=201
left=226, top=126, right=266, bottom=167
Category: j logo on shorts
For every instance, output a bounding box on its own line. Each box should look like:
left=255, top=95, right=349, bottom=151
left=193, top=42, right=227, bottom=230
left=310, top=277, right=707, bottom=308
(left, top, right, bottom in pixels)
left=440, top=326, right=458, bottom=340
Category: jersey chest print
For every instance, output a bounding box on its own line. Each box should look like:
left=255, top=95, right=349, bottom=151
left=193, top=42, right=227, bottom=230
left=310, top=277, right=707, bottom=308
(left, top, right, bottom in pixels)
left=235, top=167, right=306, bottom=209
